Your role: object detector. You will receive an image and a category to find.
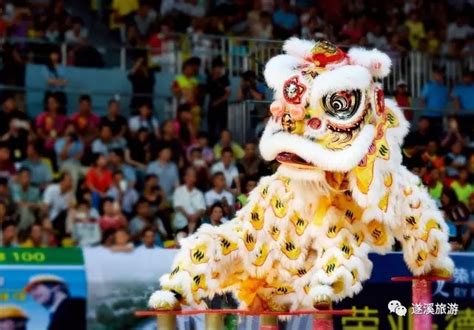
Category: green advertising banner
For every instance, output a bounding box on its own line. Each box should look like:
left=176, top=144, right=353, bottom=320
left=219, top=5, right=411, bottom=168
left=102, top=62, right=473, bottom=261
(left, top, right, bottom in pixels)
left=0, top=248, right=87, bottom=330
left=0, top=248, right=84, bottom=265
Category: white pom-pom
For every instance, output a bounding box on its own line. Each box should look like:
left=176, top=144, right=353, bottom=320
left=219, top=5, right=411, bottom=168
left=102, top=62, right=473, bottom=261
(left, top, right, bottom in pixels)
left=148, top=290, right=179, bottom=310
left=283, top=37, right=316, bottom=58
left=348, top=48, right=392, bottom=78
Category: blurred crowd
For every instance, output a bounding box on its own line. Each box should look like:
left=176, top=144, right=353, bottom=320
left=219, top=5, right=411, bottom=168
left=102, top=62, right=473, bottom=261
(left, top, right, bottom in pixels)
left=0, top=0, right=473, bottom=65
left=0, top=0, right=472, bottom=253
left=0, top=81, right=273, bottom=251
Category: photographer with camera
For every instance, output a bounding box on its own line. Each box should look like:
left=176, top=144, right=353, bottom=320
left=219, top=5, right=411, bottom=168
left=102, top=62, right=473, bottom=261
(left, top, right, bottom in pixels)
left=237, top=70, right=265, bottom=102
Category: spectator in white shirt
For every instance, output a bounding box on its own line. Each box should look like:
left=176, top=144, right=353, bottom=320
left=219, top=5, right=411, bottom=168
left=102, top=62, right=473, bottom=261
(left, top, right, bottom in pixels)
left=210, top=147, right=241, bottom=194
left=173, top=167, right=206, bottom=234
left=447, top=15, right=473, bottom=41
left=65, top=17, right=88, bottom=44
left=42, top=172, right=74, bottom=239
left=205, top=172, right=235, bottom=218
left=43, top=172, right=74, bottom=221
left=136, top=226, right=162, bottom=250
left=128, top=103, right=160, bottom=138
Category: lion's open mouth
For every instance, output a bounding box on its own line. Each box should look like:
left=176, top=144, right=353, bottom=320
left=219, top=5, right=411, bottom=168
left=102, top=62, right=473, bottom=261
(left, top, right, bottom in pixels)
left=276, top=152, right=314, bottom=168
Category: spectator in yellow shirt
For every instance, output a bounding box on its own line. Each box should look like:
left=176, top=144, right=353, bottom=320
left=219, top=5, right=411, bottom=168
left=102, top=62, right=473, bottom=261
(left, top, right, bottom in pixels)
left=405, top=11, right=426, bottom=50
left=172, top=57, right=202, bottom=128
left=213, top=130, right=245, bottom=160
left=110, top=0, right=139, bottom=41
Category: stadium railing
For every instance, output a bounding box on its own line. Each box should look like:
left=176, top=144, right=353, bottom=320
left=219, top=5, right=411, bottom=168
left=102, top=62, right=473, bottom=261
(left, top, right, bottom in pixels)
left=4, top=35, right=474, bottom=98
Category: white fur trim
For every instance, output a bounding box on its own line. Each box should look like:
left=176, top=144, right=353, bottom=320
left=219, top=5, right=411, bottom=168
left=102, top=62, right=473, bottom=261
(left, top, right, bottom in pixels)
left=259, top=119, right=375, bottom=172
left=148, top=290, right=178, bottom=310
left=309, top=65, right=372, bottom=104
left=264, top=55, right=303, bottom=92
left=348, top=48, right=392, bottom=78
left=283, top=37, right=315, bottom=59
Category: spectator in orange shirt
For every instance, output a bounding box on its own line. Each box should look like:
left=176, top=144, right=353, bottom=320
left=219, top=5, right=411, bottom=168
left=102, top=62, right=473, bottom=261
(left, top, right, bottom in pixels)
left=421, top=140, right=445, bottom=170
left=86, top=154, right=113, bottom=209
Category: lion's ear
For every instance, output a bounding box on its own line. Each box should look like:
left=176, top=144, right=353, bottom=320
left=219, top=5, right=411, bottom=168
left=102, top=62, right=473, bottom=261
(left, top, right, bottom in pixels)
left=348, top=48, right=392, bottom=79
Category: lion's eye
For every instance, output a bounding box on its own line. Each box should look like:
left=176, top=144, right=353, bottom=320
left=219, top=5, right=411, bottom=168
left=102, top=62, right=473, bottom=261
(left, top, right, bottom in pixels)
left=322, top=90, right=362, bottom=120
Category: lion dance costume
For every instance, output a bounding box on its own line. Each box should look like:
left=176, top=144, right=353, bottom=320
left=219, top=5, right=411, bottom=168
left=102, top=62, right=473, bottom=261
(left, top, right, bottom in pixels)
left=149, top=38, right=454, bottom=312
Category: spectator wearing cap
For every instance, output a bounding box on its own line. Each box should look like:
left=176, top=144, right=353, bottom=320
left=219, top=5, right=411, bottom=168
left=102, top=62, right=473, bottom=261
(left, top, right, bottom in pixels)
left=0, top=305, right=28, bottom=329
left=392, top=79, right=413, bottom=120
left=172, top=167, right=206, bottom=234
left=70, top=94, right=100, bottom=146
left=420, top=67, right=449, bottom=119
left=100, top=99, right=128, bottom=139
left=146, top=146, right=179, bottom=200
left=206, top=57, right=231, bottom=143
left=25, top=274, right=86, bottom=330
left=11, top=168, right=42, bottom=230
left=91, top=124, right=127, bottom=156
left=128, top=102, right=160, bottom=138
left=213, top=130, right=245, bottom=160
left=20, top=142, right=53, bottom=189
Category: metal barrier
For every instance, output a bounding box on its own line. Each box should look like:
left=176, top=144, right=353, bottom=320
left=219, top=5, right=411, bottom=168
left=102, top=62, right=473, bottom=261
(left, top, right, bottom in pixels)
left=5, top=36, right=473, bottom=98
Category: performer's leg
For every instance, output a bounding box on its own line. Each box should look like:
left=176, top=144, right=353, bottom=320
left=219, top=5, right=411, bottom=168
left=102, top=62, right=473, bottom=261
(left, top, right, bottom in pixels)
left=303, top=213, right=373, bottom=307
left=391, top=177, right=454, bottom=276
left=149, top=222, right=243, bottom=309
